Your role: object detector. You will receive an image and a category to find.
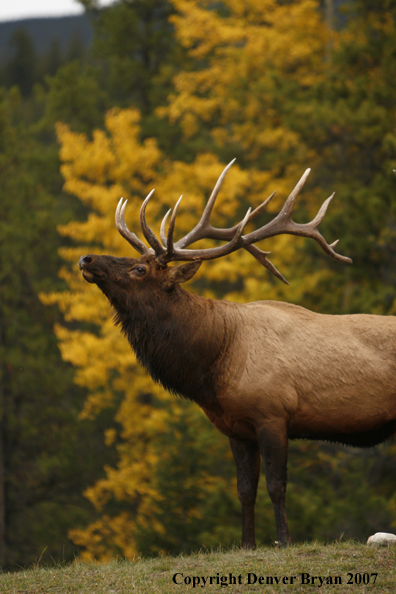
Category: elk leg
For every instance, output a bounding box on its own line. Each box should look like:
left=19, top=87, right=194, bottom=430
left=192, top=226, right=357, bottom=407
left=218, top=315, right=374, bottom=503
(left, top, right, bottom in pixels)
left=229, top=437, right=260, bottom=549
left=257, top=422, right=291, bottom=546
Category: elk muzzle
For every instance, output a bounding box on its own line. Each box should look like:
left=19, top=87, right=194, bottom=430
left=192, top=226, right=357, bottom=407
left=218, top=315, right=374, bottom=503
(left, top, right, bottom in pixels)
left=79, top=255, right=104, bottom=283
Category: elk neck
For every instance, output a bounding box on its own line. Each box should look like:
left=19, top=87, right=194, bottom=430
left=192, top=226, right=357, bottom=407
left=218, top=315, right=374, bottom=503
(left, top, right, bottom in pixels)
left=111, top=284, right=237, bottom=410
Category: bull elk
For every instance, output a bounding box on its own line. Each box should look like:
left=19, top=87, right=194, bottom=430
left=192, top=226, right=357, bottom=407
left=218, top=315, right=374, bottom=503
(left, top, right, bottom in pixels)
left=78, top=160, right=394, bottom=548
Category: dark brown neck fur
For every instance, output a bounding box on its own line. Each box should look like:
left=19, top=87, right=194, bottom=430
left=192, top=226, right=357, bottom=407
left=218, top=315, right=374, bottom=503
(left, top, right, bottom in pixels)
left=109, top=285, right=234, bottom=409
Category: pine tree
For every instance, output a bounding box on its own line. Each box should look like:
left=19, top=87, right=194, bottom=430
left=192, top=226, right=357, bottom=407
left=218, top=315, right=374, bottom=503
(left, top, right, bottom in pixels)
left=5, top=29, right=37, bottom=97
left=0, top=87, right=116, bottom=569
left=87, top=0, right=185, bottom=113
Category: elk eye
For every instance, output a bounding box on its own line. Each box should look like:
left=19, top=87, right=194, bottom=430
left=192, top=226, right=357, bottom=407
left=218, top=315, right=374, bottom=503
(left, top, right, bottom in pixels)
left=128, top=265, right=147, bottom=278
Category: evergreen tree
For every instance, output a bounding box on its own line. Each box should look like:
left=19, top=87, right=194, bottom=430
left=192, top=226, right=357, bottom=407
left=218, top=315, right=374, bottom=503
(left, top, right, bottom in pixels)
left=43, top=60, right=106, bottom=133
left=5, top=29, right=37, bottom=97
left=0, top=88, right=115, bottom=570
left=45, top=37, right=63, bottom=77
left=66, top=31, right=87, bottom=63
left=88, top=0, right=183, bottom=114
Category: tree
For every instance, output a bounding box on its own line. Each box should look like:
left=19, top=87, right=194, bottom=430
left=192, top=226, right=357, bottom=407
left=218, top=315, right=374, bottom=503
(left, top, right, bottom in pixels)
left=86, top=0, right=185, bottom=113
left=42, top=60, right=106, bottom=134
left=45, top=37, right=63, bottom=77
left=66, top=31, right=87, bottom=63
left=0, top=87, right=116, bottom=570
left=4, top=29, right=37, bottom=97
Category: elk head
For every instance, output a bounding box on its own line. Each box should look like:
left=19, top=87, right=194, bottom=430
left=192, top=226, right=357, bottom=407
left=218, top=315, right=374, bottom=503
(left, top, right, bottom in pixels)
left=78, top=253, right=201, bottom=303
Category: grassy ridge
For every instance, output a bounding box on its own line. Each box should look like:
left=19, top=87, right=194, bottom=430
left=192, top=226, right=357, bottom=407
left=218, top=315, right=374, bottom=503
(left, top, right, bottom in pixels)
left=2, top=542, right=396, bottom=593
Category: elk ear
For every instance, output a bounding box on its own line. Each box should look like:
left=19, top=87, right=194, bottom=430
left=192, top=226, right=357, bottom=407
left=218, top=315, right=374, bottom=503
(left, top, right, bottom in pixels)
left=165, top=261, right=202, bottom=286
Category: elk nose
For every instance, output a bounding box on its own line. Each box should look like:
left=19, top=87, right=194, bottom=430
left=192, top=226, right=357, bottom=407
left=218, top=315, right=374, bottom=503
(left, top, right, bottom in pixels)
left=79, top=255, right=93, bottom=269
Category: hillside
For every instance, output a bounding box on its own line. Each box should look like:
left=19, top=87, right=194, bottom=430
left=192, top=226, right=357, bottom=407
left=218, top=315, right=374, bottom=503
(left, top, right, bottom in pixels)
left=0, top=14, right=93, bottom=62
left=2, top=542, right=396, bottom=593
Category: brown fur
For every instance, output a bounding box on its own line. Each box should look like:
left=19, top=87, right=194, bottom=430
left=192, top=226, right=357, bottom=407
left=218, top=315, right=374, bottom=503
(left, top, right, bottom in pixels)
left=78, top=252, right=396, bottom=547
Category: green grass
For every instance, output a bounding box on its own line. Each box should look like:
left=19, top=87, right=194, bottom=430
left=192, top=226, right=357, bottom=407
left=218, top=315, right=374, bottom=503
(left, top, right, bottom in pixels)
left=2, top=541, right=395, bottom=593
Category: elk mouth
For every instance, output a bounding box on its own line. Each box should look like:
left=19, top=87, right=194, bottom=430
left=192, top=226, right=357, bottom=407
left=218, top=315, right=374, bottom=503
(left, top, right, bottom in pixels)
left=79, top=256, right=106, bottom=283
left=80, top=269, right=96, bottom=283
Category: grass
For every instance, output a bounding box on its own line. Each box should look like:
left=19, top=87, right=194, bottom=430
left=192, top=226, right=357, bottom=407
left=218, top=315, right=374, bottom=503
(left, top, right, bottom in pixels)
left=1, top=541, right=396, bottom=593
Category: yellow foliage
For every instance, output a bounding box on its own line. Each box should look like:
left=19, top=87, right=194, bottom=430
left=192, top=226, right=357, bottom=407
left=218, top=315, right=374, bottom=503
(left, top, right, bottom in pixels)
left=162, top=0, right=328, bottom=160
left=69, top=513, right=139, bottom=562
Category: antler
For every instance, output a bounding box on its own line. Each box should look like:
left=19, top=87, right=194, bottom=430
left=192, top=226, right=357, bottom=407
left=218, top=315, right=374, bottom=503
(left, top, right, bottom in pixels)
left=115, top=161, right=352, bottom=283
left=115, top=197, right=151, bottom=255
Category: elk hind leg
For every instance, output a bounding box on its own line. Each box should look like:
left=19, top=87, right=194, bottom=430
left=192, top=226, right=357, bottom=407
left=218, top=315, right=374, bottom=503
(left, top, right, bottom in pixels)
left=229, top=437, right=260, bottom=549
left=258, top=421, right=291, bottom=546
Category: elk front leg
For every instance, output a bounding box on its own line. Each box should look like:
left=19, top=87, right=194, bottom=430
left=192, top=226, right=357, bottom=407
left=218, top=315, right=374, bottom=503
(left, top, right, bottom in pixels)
left=229, top=437, right=260, bottom=549
left=257, top=421, right=291, bottom=546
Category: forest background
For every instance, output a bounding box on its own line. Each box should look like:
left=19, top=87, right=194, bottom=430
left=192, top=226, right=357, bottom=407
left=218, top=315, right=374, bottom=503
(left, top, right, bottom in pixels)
left=1, top=0, right=396, bottom=571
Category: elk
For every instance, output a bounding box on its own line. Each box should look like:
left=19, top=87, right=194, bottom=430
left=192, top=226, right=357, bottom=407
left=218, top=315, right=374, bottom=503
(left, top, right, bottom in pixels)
left=79, top=160, right=396, bottom=548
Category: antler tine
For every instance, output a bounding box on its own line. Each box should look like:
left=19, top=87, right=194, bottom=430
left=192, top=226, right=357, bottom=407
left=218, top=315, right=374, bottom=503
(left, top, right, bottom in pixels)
left=160, top=209, right=171, bottom=247
left=202, top=158, right=236, bottom=222
left=310, top=193, right=334, bottom=227
left=202, top=190, right=276, bottom=240
left=139, top=190, right=166, bottom=256
left=238, top=170, right=312, bottom=245
left=294, top=193, right=352, bottom=263
left=226, top=207, right=252, bottom=249
left=281, top=168, right=311, bottom=219
left=248, top=191, right=276, bottom=223
left=166, top=196, right=183, bottom=257
left=245, top=245, right=289, bottom=285
left=174, top=159, right=236, bottom=250
left=115, top=198, right=150, bottom=255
